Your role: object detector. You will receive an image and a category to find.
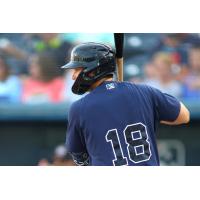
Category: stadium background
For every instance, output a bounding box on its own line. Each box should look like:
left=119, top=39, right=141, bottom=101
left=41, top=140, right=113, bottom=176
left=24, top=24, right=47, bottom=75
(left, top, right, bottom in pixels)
left=0, top=33, right=199, bottom=166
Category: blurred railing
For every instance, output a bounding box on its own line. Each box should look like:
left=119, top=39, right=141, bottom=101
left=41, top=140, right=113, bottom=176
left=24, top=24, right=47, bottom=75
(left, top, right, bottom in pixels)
left=0, top=103, right=70, bottom=121
left=0, top=100, right=199, bottom=121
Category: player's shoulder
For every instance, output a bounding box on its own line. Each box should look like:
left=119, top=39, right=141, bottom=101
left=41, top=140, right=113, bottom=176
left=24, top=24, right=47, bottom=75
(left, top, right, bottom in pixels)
left=69, top=93, right=91, bottom=112
left=70, top=96, right=83, bottom=108
left=122, top=82, right=165, bottom=103
left=120, top=81, right=155, bottom=93
left=68, top=98, right=83, bottom=116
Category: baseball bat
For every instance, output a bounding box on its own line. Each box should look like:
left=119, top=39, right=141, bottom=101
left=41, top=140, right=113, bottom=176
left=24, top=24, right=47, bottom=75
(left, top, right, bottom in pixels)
left=114, top=33, right=124, bottom=81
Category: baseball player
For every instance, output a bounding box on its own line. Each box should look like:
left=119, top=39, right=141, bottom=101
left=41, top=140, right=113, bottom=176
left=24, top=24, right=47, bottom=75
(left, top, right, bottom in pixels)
left=62, top=42, right=190, bottom=166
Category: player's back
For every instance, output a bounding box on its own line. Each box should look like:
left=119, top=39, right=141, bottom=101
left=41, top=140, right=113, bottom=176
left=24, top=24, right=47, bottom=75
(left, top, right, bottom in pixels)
left=78, top=81, right=160, bottom=166
left=67, top=81, right=180, bottom=166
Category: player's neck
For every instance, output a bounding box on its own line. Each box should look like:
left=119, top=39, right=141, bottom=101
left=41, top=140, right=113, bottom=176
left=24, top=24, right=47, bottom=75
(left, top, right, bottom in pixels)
left=90, top=77, right=113, bottom=90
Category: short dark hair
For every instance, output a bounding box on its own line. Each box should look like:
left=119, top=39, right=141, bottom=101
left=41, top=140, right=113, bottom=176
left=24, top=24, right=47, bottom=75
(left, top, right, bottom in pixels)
left=191, top=44, right=200, bottom=50
left=37, top=52, right=60, bottom=82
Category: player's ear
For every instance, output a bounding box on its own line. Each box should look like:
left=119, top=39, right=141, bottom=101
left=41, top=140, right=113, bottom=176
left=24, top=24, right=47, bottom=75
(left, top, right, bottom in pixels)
left=72, top=69, right=77, bottom=80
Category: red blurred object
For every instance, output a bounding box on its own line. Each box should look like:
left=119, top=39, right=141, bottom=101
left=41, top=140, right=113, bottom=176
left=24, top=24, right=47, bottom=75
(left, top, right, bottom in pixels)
left=171, top=52, right=181, bottom=64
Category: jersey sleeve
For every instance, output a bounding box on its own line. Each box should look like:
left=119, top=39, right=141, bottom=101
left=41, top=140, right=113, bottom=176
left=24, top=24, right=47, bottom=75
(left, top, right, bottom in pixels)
left=66, top=101, right=89, bottom=165
left=149, top=86, right=181, bottom=122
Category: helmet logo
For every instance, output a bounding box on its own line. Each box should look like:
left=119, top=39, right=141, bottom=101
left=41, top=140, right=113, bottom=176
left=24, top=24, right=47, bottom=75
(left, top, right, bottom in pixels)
left=72, top=55, right=95, bottom=62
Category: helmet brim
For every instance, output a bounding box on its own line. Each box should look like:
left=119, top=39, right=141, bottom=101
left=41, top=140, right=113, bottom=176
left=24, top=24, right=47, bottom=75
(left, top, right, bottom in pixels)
left=61, top=61, right=85, bottom=69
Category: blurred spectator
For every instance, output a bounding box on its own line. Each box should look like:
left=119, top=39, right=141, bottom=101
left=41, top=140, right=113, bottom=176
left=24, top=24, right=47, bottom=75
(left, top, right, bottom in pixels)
left=144, top=52, right=183, bottom=98
left=22, top=53, right=65, bottom=104
left=52, top=144, right=75, bottom=166
left=0, top=55, right=22, bottom=103
left=38, top=144, right=75, bottom=166
left=0, top=36, right=29, bottom=74
left=124, top=33, right=162, bottom=59
left=33, top=33, right=72, bottom=68
left=0, top=38, right=28, bottom=60
left=182, top=45, right=200, bottom=99
left=143, top=62, right=158, bottom=84
left=38, top=158, right=50, bottom=166
left=160, top=34, right=188, bottom=65
left=176, top=33, right=200, bottom=49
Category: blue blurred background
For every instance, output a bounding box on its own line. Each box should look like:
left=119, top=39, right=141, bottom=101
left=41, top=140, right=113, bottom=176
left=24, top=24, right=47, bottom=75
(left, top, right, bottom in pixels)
left=0, top=33, right=200, bottom=166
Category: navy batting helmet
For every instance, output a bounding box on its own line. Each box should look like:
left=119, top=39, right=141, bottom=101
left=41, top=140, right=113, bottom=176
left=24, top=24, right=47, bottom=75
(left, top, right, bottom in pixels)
left=61, top=42, right=116, bottom=95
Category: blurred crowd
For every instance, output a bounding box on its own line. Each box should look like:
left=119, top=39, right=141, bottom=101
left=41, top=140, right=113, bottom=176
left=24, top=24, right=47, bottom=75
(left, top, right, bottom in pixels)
left=124, top=33, right=200, bottom=99
left=38, top=144, right=75, bottom=166
left=0, top=33, right=200, bottom=105
left=0, top=33, right=114, bottom=104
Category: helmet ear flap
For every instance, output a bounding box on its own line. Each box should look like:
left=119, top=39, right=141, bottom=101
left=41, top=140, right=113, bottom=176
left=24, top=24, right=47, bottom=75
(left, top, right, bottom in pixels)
left=72, top=71, right=91, bottom=94
left=72, top=63, right=114, bottom=95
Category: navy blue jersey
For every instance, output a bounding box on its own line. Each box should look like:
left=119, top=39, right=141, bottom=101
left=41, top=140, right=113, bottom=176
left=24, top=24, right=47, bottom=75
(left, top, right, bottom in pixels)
left=66, top=81, right=180, bottom=166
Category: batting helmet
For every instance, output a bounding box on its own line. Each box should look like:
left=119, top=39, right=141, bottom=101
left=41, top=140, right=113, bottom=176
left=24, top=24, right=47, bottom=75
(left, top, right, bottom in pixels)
left=61, top=42, right=116, bottom=95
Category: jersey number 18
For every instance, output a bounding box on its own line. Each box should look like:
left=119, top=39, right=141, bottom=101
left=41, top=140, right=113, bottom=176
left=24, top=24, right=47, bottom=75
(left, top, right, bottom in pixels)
left=105, top=123, right=151, bottom=166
